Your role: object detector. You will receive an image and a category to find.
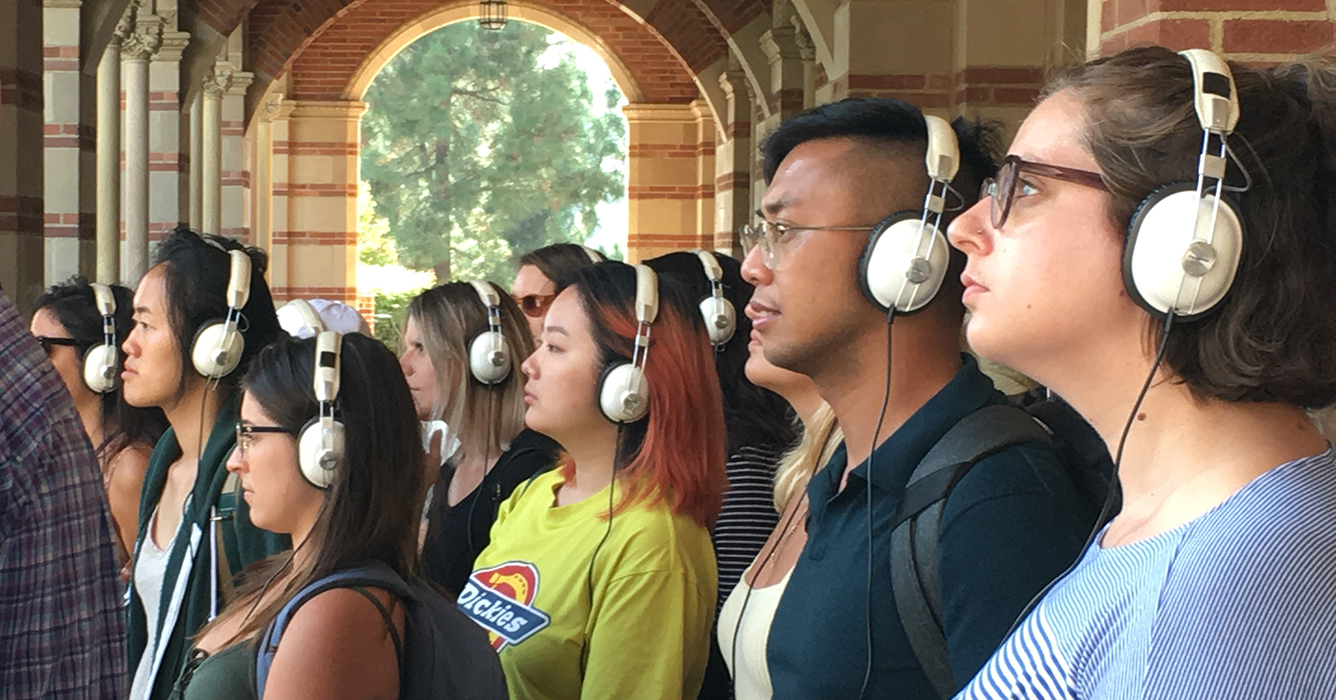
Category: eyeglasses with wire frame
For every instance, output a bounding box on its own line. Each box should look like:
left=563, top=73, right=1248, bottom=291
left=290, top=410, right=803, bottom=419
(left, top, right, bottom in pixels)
left=739, top=211, right=880, bottom=270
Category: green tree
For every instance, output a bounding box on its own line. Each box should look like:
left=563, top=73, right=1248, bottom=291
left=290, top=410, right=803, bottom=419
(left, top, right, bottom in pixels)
left=357, top=181, right=398, bottom=266
left=361, top=22, right=626, bottom=283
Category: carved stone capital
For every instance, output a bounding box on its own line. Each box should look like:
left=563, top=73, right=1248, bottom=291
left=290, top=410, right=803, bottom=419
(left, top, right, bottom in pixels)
left=122, top=23, right=162, bottom=61
left=156, top=31, right=190, bottom=62
left=718, top=69, right=754, bottom=106
left=260, top=93, right=293, bottom=123
left=760, top=26, right=804, bottom=65
left=226, top=71, right=255, bottom=97
left=792, top=20, right=815, bottom=62
left=112, top=4, right=138, bottom=46
left=203, top=65, right=233, bottom=99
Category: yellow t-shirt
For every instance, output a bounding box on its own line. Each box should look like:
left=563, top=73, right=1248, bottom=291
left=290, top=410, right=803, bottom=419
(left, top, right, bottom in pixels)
left=460, top=469, right=717, bottom=700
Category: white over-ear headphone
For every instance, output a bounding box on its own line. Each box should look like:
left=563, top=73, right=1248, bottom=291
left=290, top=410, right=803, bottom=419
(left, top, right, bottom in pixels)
left=859, top=114, right=960, bottom=314
left=190, top=250, right=252, bottom=379
left=692, top=249, right=736, bottom=347
left=1123, top=49, right=1243, bottom=320
left=83, top=283, right=120, bottom=394
left=467, top=280, right=512, bottom=385
left=297, top=331, right=345, bottom=489
left=597, top=265, right=658, bottom=424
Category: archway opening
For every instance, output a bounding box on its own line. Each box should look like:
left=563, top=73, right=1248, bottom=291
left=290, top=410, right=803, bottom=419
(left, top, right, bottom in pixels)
left=356, top=18, right=629, bottom=336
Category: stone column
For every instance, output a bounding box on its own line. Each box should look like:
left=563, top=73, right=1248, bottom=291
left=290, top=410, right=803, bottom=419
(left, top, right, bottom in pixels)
left=201, top=66, right=229, bottom=236
left=690, top=99, right=717, bottom=255
left=221, top=71, right=252, bottom=239
left=43, top=0, right=96, bottom=284
left=270, top=100, right=364, bottom=303
left=253, top=93, right=287, bottom=255
left=120, top=13, right=161, bottom=285
left=149, top=24, right=189, bottom=244
left=623, top=103, right=708, bottom=262
left=0, top=0, right=46, bottom=308
left=187, top=88, right=201, bottom=230
left=95, top=14, right=129, bottom=283
left=713, top=69, right=752, bottom=257
left=759, top=0, right=811, bottom=132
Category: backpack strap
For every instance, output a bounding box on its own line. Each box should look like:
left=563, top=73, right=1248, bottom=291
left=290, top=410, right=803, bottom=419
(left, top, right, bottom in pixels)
left=256, top=563, right=414, bottom=698
left=890, top=404, right=1052, bottom=699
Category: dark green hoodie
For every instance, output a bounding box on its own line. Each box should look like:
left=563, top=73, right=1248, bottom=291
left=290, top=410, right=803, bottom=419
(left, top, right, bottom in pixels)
left=126, top=393, right=290, bottom=700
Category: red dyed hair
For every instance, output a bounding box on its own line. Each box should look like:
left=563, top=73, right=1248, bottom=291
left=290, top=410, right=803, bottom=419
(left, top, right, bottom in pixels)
left=561, top=264, right=728, bottom=528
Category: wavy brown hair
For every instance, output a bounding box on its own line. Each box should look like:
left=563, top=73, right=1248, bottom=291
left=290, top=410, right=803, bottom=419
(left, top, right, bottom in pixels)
left=1047, top=47, right=1336, bottom=408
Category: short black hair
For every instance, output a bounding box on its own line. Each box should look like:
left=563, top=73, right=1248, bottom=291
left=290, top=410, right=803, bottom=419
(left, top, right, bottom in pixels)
left=760, top=98, right=1001, bottom=316
left=761, top=97, right=999, bottom=227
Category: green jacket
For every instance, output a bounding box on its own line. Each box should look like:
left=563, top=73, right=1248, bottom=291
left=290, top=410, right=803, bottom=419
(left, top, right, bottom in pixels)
left=126, top=393, right=290, bottom=700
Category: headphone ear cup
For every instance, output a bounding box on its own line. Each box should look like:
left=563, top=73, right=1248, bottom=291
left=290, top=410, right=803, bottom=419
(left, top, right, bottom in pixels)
left=598, top=362, right=649, bottom=424
left=82, top=343, right=119, bottom=394
left=698, top=296, right=736, bottom=346
left=1124, top=182, right=1244, bottom=319
left=191, top=320, right=244, bottom=379
left=297, top=417, right=345, bottom=489
left=468, top=330, right=511, bottom=385
left=859, top=212, right=951, bottom=314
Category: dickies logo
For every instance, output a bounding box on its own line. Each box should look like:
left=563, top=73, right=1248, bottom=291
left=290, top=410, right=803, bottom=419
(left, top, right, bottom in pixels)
left=458, top=561, right=551, bottom=651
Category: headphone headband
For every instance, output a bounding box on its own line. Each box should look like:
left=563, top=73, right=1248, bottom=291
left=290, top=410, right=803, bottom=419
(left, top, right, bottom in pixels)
left=1181, top=49, right=1239, bottom=135
left=634, top=264, right=659, bottom=326
left=923, top=115, right=960, bottom=184
left=225, top=250, right=252, bottom=310
left=581, top=245, right=605, bottom=264
left=91, top=283, right=115, bottom=317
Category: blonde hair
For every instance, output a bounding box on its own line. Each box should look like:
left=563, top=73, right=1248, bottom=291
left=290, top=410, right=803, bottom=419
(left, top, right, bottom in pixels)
left=773, top=402, right=843, bottom=511
left=406, top=282, right=534, bottom=455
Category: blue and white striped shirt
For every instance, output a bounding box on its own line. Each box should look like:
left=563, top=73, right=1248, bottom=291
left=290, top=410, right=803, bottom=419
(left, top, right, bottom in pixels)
left=958, top=449, right=1336, bottom=700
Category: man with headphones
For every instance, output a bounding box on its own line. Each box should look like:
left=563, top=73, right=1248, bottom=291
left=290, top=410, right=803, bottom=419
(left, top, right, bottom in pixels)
left=738, top=99, right=1100, bottom=699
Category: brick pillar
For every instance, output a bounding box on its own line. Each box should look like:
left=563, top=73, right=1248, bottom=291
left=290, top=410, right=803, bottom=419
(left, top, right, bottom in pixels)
left=0, top=0, right=45, bottom=308
left=221, top=71, right=251, bottom=240
left=713, top=69, right=752, bottom=257
left=1096, top=0, right=1334, bottom=59
left=149, top=22, right=188, bottom=246
left=270, top=100, right=362, bottom=303
left=43, top=0, right=95, bottom=285
left=690, top=99, right=717, bottom=254
left=828, top=0, right=954, bottom=110
left=623, top=103, right=711, bottom=262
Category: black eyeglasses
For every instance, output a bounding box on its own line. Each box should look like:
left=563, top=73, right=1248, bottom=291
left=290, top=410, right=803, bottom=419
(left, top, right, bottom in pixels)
left=35, top=336, right=81, bottom=356
left=512, top=294, right=556, bottom=318
left=981, top=155, right=1108, bottom=229
left=235, top=422, right=290, bottom=458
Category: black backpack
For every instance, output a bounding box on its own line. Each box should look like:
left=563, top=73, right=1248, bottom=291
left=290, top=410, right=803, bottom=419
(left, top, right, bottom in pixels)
left=890, top=397, right=1116, bottom=699
left=256, top=561, right=508, bottom=700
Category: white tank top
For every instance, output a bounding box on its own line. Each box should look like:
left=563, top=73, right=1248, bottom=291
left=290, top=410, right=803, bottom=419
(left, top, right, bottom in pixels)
left=717, top=567, right=793, bottom=700
left=128, top=508, right=176, bottom=700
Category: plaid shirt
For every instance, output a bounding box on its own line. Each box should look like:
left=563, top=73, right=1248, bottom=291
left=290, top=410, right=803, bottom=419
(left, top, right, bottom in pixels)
left=0, top=290, right=126, bottom=698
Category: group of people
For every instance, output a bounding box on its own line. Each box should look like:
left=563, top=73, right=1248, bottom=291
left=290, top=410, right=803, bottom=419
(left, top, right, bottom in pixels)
left=4, top=44, right=1336, bottom=700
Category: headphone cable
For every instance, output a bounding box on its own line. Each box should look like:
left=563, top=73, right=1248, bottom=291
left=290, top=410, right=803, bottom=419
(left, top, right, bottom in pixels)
left=1001, top=310, right=1176, bottom=639
left=858, top=309, right=895, bottom=699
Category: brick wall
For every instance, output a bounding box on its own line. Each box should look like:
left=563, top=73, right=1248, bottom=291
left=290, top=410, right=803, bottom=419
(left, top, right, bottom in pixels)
left=1098, top=0, right=1336, bottom=59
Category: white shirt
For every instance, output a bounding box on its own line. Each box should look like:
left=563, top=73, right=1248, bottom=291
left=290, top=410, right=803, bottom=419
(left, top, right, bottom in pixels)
left=717, top=568, right=793, bottom=700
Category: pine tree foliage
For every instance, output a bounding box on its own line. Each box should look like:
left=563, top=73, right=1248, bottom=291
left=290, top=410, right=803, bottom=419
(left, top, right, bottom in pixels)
left=361, top=22, right=627, bottom=282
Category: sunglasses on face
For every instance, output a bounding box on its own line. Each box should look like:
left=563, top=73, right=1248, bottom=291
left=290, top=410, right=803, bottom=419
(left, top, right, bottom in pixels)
left=980, top=155, right=1109, bottom=229
left=36, top=336, right=81, bottom=356
left=513, top=294, right=556, bottom=318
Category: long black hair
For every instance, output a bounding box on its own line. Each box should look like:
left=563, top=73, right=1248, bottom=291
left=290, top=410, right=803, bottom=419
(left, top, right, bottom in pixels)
left=645, top=252, right=799, bottom=457
left=207, top=332, right=424, bottom=647
left=32, top=277, right=169, bottom=461
left=151, top=226, right=283, bottom=393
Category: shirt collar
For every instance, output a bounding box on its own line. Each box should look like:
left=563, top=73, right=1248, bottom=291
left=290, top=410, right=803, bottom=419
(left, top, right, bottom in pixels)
left=813, top=354, right=1003, bottom=499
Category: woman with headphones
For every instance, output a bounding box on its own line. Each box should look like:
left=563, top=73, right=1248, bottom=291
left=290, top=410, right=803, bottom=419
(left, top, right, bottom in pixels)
left=29, top=278, right=168, bottom=565
left=644, top=250, right=797, bottom=700
left=948, top=47, right=1336, bottom=697
left=168, top=332, right=502, bottom=699
left=400, top=281, right=561, bottom=596
left=121, top=227, right=288, bottom=700
left=511, top=243, right=606, bottom=339
left=462, top=262, right=728, bottom=700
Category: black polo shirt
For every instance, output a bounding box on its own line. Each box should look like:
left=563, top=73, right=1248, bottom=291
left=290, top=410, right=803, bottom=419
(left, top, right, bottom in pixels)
left=767, top=355, right=1098, bottom=699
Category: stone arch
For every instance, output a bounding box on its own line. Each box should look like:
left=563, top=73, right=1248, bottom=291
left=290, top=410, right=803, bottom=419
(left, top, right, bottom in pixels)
left=343, top=2, right=646, bottom=104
